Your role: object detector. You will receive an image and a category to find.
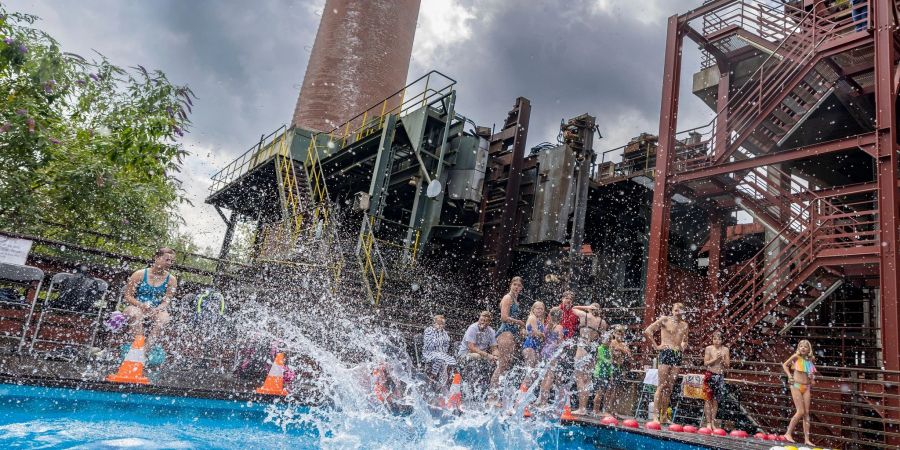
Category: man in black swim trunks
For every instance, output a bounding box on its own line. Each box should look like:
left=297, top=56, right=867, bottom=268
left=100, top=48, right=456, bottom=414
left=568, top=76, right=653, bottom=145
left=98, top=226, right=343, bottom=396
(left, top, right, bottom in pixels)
left=643, top=302, right=689, bottom=424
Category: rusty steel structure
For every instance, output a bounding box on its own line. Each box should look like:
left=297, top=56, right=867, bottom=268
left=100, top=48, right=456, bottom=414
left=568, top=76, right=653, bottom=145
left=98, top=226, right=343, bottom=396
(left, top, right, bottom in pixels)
left=291, top=0, right=421, bottom=132
left=631, top=0, right=899, bottom=447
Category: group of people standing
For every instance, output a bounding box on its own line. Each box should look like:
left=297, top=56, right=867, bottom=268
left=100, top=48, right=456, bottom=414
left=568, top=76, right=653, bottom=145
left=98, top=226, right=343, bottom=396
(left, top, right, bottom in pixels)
left=422, top=277, right=630, bottom=416
left=420, top=276, right=820, bottom=445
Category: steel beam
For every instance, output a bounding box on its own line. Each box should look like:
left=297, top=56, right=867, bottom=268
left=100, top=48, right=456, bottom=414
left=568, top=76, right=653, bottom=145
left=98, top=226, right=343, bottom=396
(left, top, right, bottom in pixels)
left=680, top=0, right=739, bottom=23
left=672, top=133, right=877, bottom=183
left=873, top=0, right=900, bottom=442
left=366, top=114, right=398, bottom=229
left=644, top=15, right=682, bottom=327
left=713, top=68, right=730, bottom=158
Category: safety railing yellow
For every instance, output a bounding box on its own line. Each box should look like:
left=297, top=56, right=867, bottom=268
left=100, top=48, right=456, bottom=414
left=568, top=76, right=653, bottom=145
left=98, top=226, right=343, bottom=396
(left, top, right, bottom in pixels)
left=275, top=132, right=307, bottom=241
left=304, top=137, right=332, bottom=230
left=325, top=70, right=456, bottom=151
left=358, top=214, right=387, bottom=305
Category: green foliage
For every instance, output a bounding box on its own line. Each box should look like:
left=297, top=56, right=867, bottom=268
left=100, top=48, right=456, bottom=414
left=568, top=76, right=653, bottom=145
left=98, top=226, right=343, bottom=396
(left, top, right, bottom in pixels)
left=0, top=7, right=196, bottom=257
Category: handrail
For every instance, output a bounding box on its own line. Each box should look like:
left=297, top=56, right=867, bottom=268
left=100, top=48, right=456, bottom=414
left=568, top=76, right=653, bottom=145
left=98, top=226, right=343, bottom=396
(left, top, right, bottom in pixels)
left=357, top=214, right=387, bottom=305
left=654, top=0, right=855, bottom=172
left=717, top=190, right=878, bottom=339
left=325, top=71, right=456, bottom=150
left=209, top=125, right=288, bottom=194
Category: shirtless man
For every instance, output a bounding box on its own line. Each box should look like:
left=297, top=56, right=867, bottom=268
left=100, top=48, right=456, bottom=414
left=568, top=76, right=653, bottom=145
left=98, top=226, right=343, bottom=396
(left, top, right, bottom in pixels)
left=703, top=331, right=730, bottom=430
left=571, top=302, right=607, bottom=415
left=643, top=302, right=689, bottom=424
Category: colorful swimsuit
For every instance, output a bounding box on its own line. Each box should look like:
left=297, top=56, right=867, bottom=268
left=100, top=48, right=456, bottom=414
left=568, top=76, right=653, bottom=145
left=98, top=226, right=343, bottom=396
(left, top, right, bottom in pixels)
left=792, top=356, right=816, bottom=393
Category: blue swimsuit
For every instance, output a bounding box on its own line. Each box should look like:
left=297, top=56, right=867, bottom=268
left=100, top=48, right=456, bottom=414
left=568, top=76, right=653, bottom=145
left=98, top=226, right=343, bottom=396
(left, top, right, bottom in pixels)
left=135, top=269, right=169, bottom=307
left=523, top=321, right=545, bottom=351
left=496, top=300, right=520, bottom=336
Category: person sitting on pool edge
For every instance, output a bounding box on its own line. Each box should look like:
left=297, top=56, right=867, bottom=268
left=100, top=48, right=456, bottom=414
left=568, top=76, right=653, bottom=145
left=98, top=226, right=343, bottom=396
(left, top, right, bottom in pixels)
left=422, top=314, right=457, bottom=391
left=123, top=247, right=178, bottom=366
left=457, top=311, right=499, bottom=391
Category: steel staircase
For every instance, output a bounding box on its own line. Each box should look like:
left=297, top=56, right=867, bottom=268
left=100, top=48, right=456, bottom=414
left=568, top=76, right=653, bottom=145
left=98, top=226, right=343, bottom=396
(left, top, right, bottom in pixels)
left=715, top=188, right=878, bottom=343
left=675, top=0, right=864, bottom=172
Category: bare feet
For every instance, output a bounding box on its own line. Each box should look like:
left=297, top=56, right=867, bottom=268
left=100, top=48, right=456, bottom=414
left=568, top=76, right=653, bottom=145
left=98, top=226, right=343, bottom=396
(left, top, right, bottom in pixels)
left=804, top=439, right=814, bottom=446
left=572, top=408, right=588, bottom=416
left=784, top=434, right=795, bottom=443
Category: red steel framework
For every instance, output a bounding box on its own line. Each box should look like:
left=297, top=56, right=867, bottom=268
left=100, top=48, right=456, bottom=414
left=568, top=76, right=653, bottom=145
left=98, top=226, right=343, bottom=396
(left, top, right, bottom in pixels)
left=644, top=0, right=899, bottom=446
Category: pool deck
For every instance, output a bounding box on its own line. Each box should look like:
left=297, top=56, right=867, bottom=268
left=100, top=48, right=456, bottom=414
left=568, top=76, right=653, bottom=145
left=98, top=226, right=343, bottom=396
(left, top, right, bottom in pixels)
left=0, top=352, right=316, bottom=403
left=565, top=414, right=781, bottom=450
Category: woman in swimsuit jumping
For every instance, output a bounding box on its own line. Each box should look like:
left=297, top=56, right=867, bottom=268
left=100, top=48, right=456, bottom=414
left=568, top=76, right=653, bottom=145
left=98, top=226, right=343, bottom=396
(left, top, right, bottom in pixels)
left=781, top=339, right=817, bottom=445
left=491, top=276, right=526, bottom=389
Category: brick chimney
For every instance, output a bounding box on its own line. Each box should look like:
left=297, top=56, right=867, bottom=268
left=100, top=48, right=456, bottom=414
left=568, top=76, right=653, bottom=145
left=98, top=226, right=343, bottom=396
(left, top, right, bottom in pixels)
left=292, top=0, right=421, bottom=132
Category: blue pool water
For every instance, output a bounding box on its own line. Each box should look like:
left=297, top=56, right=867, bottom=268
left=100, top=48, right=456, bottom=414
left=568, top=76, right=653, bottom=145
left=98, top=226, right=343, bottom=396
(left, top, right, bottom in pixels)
left=0, top=383, right=709, bottom=449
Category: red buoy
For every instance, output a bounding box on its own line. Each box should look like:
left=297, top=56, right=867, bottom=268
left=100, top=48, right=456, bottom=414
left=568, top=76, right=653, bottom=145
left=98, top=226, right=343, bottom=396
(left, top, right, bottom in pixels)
left=767, top=434, right=779, bottom=441
left=682, top=425, right=698, bottom=433
left=600, top=416, right=618, bottom=426
left=668, top=424, right=684, bottom=432
left=712, top=428, right=727, bottom=436
left=697, top=427, right=712, bottom=435
left=622, top=419, right=639, bottom=428
left=754, top=432, right=766, bottom=440
left=730, top=430, right=748, bottom=438
left=646, top=421, right=662, bottom=430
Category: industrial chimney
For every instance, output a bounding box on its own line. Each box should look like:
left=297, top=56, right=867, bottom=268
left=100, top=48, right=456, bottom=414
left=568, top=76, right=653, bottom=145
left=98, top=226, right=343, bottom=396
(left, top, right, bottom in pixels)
left=292, top=0, right=422, bottom=132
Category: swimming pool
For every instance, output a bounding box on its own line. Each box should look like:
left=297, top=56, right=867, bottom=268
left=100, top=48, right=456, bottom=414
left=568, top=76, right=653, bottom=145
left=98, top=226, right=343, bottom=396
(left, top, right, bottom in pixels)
left=0, top=382, right=715, bottom=449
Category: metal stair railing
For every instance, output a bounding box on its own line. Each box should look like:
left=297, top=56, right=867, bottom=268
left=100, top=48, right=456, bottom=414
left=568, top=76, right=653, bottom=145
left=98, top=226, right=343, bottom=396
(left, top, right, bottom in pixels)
left=276, top=132, right=307, bottom=241
left=209, top=126, right=287, bottom=194
left=324, top=70, right=456, bottom=151
left=718, top=192, right=878, bottom=339
left=357, top=214, right=387, bottom=305
left=672, top=1, right=844, bottom=171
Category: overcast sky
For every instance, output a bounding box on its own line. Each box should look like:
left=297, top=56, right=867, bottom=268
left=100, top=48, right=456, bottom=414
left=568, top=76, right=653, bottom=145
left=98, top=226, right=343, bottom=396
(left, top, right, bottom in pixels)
left=19, top=0, right=713, bottom=252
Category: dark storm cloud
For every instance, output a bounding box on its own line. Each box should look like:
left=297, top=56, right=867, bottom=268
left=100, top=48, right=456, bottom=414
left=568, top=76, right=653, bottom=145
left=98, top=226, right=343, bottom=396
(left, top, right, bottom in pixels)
left=411, top=0, right=708, bottom=149
left=21, top=0, right=321, bottom=152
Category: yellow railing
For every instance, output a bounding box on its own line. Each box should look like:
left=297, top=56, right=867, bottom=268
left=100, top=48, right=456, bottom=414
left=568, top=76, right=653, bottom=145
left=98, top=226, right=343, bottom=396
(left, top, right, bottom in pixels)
left=325, top=70, right=456, bottom=151
left=210, top=125, right=287, bottom=194
left=304, top=137, right=332, bottom=230
left=358, top=215, right=387, bottom=305
left=275, top=132, right=307, bottom=241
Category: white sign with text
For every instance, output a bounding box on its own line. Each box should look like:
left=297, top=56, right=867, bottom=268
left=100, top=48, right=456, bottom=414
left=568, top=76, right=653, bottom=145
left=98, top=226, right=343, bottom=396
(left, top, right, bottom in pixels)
left=0, top=235, right=33, bottom=265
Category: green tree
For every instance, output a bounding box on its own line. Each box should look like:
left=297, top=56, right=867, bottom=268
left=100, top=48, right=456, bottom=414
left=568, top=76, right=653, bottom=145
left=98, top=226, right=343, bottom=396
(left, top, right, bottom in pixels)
left=0, top=8, right=196, bottom=258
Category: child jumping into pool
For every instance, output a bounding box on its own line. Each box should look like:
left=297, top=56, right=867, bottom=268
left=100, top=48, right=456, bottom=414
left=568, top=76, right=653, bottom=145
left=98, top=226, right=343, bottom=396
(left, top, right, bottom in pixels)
left=782, top=339, right=817, bottom=445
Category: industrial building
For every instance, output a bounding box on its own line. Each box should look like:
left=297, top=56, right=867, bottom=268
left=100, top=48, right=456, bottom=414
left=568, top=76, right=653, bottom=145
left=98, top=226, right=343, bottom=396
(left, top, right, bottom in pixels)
left=202, top=0, right=899, bottom=447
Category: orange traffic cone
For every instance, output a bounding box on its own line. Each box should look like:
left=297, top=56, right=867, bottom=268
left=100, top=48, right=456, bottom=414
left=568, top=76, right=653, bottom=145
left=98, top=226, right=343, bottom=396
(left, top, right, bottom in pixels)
left=256, top=352, right=288, bottom=396
left=106, top=335, right=150, bottom=384
left=446, top=372, right=462, bottom=409
left=517, top=383, right=532, bottom=418
left=560, top=403, right=575, bottom=421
